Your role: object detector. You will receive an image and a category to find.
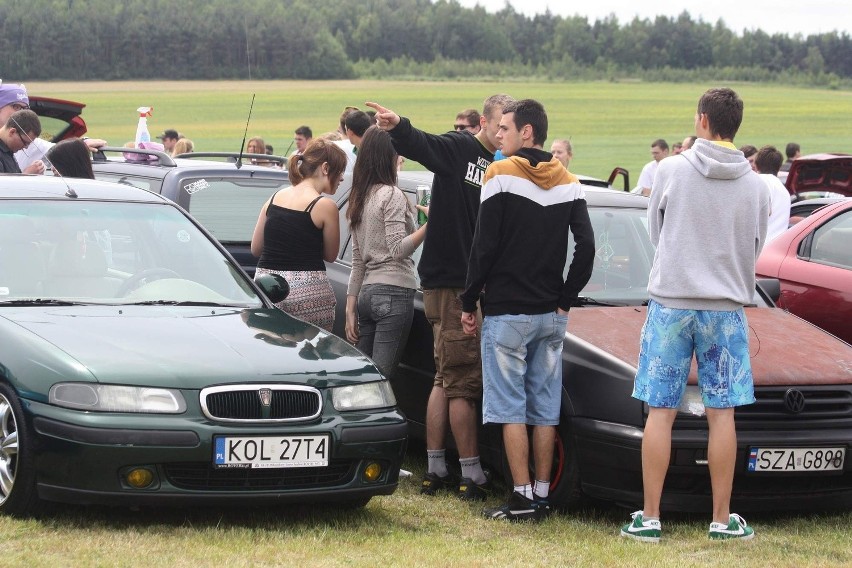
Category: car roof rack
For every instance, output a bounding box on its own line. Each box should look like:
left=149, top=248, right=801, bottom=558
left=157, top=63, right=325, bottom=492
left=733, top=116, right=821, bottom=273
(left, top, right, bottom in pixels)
left=174, top=152, right=287, bottom=166
left=92, top=146, right=176, bottom=167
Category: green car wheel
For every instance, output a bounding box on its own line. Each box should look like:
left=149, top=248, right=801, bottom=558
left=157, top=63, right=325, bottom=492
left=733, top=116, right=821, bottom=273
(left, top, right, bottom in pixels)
left=0, top=383, right=40, bottom=517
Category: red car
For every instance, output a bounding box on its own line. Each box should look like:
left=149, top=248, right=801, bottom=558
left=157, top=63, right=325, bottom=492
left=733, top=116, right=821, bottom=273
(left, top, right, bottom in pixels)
left=785, top=153, right=852, bottom=200
left=756, top=199, right=852, bottom=344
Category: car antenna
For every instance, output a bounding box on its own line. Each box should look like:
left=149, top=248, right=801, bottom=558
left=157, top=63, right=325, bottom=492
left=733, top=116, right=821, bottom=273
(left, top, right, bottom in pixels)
left=236, top=93, right=256, bottom=170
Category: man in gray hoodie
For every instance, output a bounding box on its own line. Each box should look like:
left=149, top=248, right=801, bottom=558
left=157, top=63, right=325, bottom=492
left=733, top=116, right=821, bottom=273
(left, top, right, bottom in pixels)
left=620, top=88, right=769, bottom=543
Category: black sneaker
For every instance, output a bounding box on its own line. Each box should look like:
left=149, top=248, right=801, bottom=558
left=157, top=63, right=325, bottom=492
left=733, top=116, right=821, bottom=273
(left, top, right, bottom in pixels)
left=456, top=470, right=492, bottom=501
left=420, top=472, right=457, bottom=496
left=533, top=497, right=552, bottom=519
left=483, top=491, right=543, bottom=522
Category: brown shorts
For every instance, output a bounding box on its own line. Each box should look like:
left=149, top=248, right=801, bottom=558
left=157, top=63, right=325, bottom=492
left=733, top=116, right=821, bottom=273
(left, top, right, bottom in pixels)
left=423, top=287, right=482, bottom=400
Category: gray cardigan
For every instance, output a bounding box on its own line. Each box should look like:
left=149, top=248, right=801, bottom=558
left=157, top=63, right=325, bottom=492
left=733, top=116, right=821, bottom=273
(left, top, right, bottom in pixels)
left=347, top=184, right=419, bottom=296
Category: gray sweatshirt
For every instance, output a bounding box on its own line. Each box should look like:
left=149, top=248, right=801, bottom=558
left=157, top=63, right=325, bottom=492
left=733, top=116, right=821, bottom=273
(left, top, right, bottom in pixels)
left=648, top=139, right=770, bottom=311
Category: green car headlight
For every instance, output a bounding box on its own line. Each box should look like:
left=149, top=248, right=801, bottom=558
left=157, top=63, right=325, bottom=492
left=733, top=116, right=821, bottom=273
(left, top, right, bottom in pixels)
left=49, top=383, right=187, bottom=413
left=331, top=380, right=396, bottom=411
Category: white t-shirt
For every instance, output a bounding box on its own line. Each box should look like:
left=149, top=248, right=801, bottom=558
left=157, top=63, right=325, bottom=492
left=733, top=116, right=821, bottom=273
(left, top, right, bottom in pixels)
left=333, top=139, right=357, bottom=173
left=760, top=173, right=792, bottom=241
left=632, top=159, right=659, bottom=193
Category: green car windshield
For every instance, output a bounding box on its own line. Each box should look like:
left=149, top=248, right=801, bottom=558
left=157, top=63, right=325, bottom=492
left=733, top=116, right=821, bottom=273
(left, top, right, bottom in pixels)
left=0, top=201, right=262, bottom=306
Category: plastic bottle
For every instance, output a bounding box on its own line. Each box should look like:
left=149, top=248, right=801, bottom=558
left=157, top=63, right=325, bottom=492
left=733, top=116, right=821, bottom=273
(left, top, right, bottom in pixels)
left=135, top=107, right=153, bottom=145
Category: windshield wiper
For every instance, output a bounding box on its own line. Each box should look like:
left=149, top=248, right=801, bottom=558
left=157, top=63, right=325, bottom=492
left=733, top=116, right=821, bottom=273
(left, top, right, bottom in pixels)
left=128, top=300, right=231, bottom=306
left=572, top=296, right=627, bottom=308
left=0, top=299, right=83, bottom=306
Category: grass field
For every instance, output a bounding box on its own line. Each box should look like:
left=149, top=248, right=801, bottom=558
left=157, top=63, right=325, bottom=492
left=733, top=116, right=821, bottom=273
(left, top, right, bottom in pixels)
left=28, top=80, right=852, bottom=182
left=1, top=452, right=851, bottom=567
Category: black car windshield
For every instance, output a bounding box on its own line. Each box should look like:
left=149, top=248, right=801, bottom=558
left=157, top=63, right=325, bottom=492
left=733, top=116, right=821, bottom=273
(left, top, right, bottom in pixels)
left=0, top=201, right=262, bottom=307
left=565, top=205, right=655, bottom=305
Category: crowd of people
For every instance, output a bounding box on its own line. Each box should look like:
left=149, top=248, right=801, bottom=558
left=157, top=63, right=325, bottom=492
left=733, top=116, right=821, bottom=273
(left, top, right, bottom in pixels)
left=633, top=134, right=794, bottom=241
left=3, top=81, right=775, bottom=542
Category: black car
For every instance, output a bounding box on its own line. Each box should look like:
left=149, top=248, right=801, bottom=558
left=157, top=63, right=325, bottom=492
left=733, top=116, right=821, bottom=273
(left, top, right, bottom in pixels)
left=326, top=178, right=852, bottom=513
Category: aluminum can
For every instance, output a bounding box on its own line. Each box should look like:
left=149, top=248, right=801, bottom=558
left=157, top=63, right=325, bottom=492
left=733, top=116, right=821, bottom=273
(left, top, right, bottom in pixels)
left=416, top=185, right=431, bottom=226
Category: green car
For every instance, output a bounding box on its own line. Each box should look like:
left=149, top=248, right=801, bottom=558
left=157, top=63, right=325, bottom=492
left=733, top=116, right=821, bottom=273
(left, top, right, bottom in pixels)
left=0, top=175, right=407, bottom=516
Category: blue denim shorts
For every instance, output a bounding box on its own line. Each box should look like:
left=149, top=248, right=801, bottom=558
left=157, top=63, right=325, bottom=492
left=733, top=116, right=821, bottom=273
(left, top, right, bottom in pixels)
left=481, top=312, right=567, bottom=426
left=632, top=300, right=756, bottom=409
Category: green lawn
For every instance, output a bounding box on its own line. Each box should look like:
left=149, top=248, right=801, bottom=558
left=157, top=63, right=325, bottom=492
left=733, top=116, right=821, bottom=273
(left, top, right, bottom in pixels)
left=1, top=452, right=850, bottom=567
left=28, top=80, right=852, bottom=182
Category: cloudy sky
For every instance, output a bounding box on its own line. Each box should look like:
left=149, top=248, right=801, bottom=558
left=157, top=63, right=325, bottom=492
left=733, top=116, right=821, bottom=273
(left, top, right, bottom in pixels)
left=454, top=0, right=851, bottom=36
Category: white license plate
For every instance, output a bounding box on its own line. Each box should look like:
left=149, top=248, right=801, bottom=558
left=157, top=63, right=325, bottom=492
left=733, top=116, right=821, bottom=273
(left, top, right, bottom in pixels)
left=214, top=435, right=329, bottom=469
left=747, top=447, right=845, bottom=472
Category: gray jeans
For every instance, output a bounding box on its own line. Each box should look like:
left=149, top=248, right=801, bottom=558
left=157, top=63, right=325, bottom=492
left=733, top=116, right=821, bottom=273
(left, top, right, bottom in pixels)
left=356, top=284, right=415, bottom=378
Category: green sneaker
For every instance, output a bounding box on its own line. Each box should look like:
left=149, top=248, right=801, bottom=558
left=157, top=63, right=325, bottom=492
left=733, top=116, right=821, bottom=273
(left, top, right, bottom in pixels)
left=709, top=513, right=755, bottom=541
left=620, top=510, right=661, bottom=543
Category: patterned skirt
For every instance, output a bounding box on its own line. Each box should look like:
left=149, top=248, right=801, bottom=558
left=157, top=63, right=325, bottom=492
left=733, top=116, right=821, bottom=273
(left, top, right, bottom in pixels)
left=255, top=267, right=336, bottom=332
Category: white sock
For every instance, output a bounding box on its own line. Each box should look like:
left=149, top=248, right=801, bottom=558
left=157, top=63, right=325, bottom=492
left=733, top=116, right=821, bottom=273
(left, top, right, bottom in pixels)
left=427, top=449, right=448, bottom=477
left=459, top=456, right=487, bottom=485
left=533, top=480, right=550, bottom=499
left=514, top=483, right=533, bottom=500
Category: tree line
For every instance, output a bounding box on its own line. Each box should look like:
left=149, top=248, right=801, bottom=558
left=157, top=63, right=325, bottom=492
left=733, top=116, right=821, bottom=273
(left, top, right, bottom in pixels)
left=3, top=0, right=851, bottom=86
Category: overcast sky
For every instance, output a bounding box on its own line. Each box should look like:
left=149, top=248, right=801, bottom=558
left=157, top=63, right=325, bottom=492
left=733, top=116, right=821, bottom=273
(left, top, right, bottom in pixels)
left=454, top=0, right=851, bottom=36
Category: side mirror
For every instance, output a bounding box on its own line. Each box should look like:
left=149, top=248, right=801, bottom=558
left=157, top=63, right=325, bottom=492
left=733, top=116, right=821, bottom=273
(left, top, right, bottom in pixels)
left=255, top=273, right=290, bottom=304
left=756, top=278, right=781, bottom=304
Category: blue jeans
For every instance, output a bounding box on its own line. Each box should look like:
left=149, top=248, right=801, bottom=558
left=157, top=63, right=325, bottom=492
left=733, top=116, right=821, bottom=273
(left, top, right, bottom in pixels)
left=481, top=312, right=568, bottom=426
left=356, top=284, right=415, bottom=378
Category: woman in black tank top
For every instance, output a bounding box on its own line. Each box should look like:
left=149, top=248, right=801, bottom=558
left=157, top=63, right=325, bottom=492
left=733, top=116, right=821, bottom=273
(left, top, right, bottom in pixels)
left=251, top=138, right=347, bottom=332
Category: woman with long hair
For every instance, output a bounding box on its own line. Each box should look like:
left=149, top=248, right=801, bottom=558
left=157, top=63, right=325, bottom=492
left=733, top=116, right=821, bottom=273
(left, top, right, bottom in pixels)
left=46, top=138, right=95, bottom=179
left=251, top=138, right=346, bottom=331
left=345, top=126, right=426, bottom=377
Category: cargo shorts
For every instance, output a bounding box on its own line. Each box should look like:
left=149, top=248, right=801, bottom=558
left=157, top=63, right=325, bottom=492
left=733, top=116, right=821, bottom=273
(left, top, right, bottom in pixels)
left=422, top=287, right=482, bottom=400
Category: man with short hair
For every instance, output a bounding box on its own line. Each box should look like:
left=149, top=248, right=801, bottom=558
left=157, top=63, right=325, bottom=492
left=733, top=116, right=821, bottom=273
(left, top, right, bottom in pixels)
left=621, top=87, right=768, bottom=544
left=682, top=135, right=697, bottom=152
left=634, top=139, right=669, bottom=196
left=460, top=99, right=594, bottom=521
left=0, top=109, right=42, bottom=173
left=294, top=125, right=312, bottom=154
left=779, top=142, right=800, bottom=173
left=333, top=107, right=360, bottom=173
left=156, top=129, right=180, bottom=154
left=343, top=110, right=372, bottom=151
left=454, top=109, right=481, bottom=134
left=671, top=142, right=683, bottom=155
left=755, top=145, right=791, bottom=241
left=368, top=93, right=515, bottom=502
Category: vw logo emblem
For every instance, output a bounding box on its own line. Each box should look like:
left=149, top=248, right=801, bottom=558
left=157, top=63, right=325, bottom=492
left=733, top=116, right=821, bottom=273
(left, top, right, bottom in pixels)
left=783, top=388, right=806, bottom=414
left=258, top=388, right=272, bottom=407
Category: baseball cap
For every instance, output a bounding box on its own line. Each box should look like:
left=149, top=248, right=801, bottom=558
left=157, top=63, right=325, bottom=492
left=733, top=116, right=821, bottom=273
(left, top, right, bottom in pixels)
left=0, top=82, right=30, bottom=109
left=156, top=129, right=179, bottom=140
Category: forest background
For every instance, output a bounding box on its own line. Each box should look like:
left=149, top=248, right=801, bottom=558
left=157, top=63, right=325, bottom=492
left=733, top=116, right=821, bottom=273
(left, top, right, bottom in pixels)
left=3, top=0, right=852, bottom=87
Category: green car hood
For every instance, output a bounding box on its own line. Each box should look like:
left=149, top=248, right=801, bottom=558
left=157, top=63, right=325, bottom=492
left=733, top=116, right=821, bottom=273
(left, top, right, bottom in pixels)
left=0, top=306, right=379, bottom=393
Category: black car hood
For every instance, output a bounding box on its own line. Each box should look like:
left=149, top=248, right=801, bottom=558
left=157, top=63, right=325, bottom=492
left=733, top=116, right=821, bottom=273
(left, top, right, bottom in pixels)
left=568, top=306, right=852, bottom=386
left=1, top=306, right=378, bottom=391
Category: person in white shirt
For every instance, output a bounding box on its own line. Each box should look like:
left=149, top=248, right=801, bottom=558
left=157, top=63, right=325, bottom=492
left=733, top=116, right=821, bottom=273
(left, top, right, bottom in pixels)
left=755, top=145, right=791, bottom=241
left=633, top=139, right=669, bottom=196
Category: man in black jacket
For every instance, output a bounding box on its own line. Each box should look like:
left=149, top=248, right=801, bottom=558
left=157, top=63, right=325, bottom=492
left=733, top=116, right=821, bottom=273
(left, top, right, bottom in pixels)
left=368, top=94, right=513, bottom=500
left=460, top=99, right=594, bottom=521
